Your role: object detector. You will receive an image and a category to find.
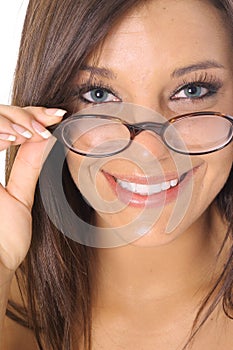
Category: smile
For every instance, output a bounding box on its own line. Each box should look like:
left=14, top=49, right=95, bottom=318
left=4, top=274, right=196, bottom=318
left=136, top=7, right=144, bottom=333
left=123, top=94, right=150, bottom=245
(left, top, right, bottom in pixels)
left=102, top=169, right=191, bottom=208
left=116, top=178, right=179, bottom=196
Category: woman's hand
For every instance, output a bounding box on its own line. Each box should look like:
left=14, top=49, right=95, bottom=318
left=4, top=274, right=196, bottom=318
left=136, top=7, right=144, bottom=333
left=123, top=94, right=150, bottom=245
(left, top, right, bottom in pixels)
left=0, top=105, right=66, bottom=275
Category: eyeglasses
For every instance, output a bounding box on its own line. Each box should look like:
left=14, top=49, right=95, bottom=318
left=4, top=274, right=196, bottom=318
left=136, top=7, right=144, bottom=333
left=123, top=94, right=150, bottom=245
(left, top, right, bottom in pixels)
left=51, top=111, right=233, bottom=157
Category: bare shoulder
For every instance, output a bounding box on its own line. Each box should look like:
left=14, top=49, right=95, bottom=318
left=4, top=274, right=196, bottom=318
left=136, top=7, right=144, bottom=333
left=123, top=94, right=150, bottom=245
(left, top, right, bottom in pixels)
left=3, top=275, right=38, bottom=350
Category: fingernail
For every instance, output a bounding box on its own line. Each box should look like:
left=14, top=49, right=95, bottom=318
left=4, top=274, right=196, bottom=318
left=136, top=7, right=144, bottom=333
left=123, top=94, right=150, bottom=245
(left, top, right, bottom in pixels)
left=45, top=108, right=67, bottom=117
left=0, top=134, right=16, bottom=141
left=31, top=120, right=51, bottom=139
left=12, top=124, right=33, bottom=139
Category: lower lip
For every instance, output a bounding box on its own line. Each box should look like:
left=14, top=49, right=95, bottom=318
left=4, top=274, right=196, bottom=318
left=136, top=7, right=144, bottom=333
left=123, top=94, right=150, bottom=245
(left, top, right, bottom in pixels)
left=102, top=169, right=196, bottom=209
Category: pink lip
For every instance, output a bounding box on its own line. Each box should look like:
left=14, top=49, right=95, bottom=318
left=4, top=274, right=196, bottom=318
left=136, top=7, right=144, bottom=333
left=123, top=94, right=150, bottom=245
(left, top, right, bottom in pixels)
left=102, top=172, right=182, bottom=185
left=102, top=168, right=197, bottom=209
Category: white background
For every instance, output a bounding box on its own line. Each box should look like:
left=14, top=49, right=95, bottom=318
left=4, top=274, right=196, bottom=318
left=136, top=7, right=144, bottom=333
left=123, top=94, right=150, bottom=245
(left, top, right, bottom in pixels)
left=0, top=1, right=29, bottom=185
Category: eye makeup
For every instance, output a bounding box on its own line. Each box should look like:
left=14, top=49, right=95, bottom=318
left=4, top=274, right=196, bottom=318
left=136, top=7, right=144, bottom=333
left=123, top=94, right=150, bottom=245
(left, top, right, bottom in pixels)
left=73, top=70, right=223, bottom=113
left=170, top=72, right=223, bottom=102
left=77, top=83, right=121, bottom=104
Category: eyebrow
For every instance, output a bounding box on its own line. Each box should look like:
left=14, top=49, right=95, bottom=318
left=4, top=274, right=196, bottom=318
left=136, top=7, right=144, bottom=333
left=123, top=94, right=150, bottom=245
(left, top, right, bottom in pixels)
left=80, top=65, right=117, bottom=79
left=171, top=60, right=225, bottom=78
left=80, top=60, right=224, bottom=80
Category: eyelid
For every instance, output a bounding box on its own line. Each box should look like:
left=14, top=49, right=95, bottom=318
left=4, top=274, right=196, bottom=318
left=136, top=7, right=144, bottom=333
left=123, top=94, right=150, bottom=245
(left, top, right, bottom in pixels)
left=76, top=82, right=121, bottom=103
left=171, top=83, right=215, bottom=100
left=83, top=90, right=119, bottom=103
left=169, top=73, right=223, bottom=101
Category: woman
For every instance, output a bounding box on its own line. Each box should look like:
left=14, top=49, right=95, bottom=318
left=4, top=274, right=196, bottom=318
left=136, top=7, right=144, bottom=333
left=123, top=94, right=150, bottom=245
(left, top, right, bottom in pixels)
left=1, top=0, right=233, bottom=349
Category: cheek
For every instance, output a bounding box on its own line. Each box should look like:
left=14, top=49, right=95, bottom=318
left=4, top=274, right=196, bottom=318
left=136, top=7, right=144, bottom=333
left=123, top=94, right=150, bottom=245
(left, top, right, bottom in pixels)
left=66, top=152, right=117, bottom=212
left=66, top=152, right=83, bottom=186
left=202, top=145, right=233, bottom=199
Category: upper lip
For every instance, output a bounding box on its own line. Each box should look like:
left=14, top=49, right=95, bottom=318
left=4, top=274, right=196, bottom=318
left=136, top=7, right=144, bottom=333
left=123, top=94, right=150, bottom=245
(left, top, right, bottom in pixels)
left=102, top=170, right=192, bottom=184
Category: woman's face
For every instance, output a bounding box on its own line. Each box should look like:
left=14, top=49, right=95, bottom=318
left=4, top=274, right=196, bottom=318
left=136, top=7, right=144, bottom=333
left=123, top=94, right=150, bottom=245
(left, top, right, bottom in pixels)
left=66, top=0, right=233, bottom=247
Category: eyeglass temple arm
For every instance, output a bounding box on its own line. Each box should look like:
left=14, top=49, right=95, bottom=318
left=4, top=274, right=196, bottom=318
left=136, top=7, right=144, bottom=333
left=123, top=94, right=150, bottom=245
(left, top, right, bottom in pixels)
left=46, top=123, right=61, bottom=133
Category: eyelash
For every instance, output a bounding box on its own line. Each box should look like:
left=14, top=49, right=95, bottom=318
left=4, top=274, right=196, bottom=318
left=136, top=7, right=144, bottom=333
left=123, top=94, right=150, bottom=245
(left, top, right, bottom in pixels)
left=170, top=72, right=222, bottom=102
left=77, top=83, right=121, bottom=104
left=76, top=73, right=222, bottom=105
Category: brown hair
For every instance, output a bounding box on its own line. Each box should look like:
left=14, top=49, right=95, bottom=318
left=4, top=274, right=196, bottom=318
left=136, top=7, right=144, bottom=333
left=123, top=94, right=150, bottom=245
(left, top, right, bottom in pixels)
left=6, top=0, right=233, bottom=349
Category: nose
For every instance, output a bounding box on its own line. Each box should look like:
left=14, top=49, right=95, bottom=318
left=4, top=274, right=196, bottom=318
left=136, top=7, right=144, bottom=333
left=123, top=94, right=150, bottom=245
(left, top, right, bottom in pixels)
left=132, top=129, right=171, bottom=161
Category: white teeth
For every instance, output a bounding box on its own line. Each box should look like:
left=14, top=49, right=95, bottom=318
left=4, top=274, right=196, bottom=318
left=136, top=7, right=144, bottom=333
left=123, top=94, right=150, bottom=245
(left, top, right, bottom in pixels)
left=170, top=179, right=178, bottom=187
left=161, top=181, right=170, bottom=191
left=116, top=178, right=179, bottom=195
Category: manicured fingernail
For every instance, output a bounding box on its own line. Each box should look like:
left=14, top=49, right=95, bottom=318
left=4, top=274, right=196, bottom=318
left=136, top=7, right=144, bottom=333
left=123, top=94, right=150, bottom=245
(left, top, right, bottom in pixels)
left=31, top=120, right=51, bottom=139
left=45, top=108, right=67, bottom=117
left=12, top=124, right=33, bottom=139
left=0, top=134, right=16, bottom=141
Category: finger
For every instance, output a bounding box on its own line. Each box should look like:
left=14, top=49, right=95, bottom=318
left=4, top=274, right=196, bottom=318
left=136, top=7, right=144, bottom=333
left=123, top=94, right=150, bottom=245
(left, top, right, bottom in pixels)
left=0, top=183, right=32, bottom=271
left=0, top=117, right=45, bottom=150
left=0, top=106, right=66, bottom=146
left=0, top=104, right=66, bottom=129
left=0, top=114, right=31, bottom=150
left=0, top=137, right=17, bottom=152
left=6, top=136, right=56, bottom=209
left=23, top=106, right=67, bottom=127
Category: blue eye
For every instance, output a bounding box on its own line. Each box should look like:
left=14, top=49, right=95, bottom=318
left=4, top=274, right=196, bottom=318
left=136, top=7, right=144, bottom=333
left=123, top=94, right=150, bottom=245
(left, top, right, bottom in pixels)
left=174, top=84, right=209, bottom=99
left=81, top=88, right=120, bottom=103
left=171, top=81, right=220, bottom=101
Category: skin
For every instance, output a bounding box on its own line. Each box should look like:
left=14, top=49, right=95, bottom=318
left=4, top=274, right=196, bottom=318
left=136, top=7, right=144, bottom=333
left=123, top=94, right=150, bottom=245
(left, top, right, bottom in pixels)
left=68, top=0, right=233, bottom=348
left=68, top=0, right=233, bottom=247
left=67, top=0, right=233, bottom=244
left=0, top=106, right=65, bottom=349
left=1, top=0, right=233, bottom=349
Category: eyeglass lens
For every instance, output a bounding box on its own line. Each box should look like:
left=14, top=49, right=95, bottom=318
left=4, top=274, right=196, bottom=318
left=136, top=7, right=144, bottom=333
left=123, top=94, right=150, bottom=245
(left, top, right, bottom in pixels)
left=165, top=115, right=232, bottom=153
left=62, top=117, right=131, bottom=155
left=60, top=114, right=233, bottom=156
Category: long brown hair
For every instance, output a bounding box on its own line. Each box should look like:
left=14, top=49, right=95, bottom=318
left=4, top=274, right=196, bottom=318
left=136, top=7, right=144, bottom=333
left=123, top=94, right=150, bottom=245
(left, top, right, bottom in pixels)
left=6, top=0, right=233, bottom=349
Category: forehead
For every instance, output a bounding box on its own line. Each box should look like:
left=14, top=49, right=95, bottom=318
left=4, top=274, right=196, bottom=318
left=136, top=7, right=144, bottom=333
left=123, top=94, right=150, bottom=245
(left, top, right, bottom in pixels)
left=92, top=0, right=232, bottom=71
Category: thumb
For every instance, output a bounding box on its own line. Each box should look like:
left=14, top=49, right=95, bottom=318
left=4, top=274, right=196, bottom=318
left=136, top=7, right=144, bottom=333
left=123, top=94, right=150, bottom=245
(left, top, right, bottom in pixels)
left=6, top=137, right=56, bottom=210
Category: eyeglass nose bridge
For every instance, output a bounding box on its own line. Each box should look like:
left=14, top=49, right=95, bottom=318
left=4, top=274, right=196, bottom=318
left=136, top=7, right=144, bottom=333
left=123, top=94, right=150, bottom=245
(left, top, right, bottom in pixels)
left=127, top=121, right=166, bottom=140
